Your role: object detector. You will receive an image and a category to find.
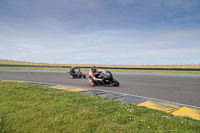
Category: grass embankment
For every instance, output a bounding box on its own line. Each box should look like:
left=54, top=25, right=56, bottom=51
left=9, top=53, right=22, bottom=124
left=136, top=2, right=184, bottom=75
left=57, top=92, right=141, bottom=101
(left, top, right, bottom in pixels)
left=0, top=81, right=199, bottom=132
left=1, top=66, right=200, bottom=74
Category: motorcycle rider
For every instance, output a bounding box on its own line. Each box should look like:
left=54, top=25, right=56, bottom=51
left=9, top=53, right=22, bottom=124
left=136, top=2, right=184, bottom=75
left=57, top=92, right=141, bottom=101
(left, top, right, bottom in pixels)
left=69, top=66, right=78, bottom=78
left=87, top=66, right=103, bottom=87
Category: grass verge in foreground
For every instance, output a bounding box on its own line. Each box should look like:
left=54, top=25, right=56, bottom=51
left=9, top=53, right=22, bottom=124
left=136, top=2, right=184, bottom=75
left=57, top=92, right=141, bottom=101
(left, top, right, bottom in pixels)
left=1, top=66, right=200, bottom=74
left=0, top=81, right=199, bottom=132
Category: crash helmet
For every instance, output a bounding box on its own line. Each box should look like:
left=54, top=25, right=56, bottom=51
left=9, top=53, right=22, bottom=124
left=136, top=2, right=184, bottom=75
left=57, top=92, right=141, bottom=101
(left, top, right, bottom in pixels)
left=71, top=66, right=75, bottom=69
left=91, top=66, right=97, bottom=73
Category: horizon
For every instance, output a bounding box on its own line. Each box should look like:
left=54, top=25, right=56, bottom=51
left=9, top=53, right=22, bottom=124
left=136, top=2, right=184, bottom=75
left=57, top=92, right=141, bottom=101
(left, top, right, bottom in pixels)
left=1, top=59, right=199, bottom=66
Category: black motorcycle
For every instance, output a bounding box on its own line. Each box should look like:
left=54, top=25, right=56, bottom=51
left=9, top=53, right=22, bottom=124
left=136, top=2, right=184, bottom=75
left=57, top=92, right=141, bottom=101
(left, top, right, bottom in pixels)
left=89, top=70, right=119, bottom=87
left=67, top=67, right=86, bottom=79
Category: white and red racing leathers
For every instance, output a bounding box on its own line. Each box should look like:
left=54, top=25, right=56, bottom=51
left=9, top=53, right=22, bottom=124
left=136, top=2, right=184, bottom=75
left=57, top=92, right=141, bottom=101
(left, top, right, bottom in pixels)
left=87, top=69, right=104, bottom=86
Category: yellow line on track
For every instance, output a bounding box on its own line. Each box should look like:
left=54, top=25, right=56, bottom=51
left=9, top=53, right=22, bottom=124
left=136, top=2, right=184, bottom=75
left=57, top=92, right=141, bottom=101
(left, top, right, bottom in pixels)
left=48, top=85, right=91, bottom=92
left=3, top=80, right=25, bottom=83
left=137, top=100, right=182, bottom=113
left=66, top=88, right=91, bottom=92
left=171, top=106, right=200, bottom=120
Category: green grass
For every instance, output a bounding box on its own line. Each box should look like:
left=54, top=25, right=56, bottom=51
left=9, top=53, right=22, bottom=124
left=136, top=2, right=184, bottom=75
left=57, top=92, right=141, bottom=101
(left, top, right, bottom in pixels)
left=0, top=81, right=199, bottom=132
left=1, top=66, right=200, bottom=74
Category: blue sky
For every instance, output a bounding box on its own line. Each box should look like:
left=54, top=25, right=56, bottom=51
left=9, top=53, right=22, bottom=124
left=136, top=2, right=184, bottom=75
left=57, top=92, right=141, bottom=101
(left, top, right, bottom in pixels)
left=0, top=0, right=200, bottom=65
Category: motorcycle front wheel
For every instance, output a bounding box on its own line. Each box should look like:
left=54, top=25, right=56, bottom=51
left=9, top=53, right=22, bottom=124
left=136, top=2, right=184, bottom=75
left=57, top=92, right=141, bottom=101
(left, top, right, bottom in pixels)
left=112, top=78, right=119, bottom=86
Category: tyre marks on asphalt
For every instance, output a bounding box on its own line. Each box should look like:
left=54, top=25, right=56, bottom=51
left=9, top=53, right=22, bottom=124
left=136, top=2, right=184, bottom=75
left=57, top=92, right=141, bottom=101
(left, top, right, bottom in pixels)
left=1, top=80, right=200, bottom=120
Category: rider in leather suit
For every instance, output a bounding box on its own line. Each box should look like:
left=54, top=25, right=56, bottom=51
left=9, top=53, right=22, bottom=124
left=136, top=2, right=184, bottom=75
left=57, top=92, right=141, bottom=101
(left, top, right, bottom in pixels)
left=87, top=66, right=103, bottom=87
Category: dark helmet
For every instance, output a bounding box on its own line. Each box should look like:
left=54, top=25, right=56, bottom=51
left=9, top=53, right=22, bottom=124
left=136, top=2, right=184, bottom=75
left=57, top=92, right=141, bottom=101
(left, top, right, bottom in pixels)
left=91, top=66, right=97, bottom=73
left=71, top=66, right=75, bottom=69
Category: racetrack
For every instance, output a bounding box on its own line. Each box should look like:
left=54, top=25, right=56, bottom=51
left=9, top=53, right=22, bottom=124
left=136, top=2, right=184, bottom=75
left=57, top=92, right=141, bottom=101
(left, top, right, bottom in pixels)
left=0, top=69, right=200, bottom=107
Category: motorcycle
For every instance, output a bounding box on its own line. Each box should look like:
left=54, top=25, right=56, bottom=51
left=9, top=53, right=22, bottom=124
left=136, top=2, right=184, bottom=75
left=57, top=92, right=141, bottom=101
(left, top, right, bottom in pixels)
left=88, top=70, right=119, bottom=87
left=67, top=67, right=86, bottom=79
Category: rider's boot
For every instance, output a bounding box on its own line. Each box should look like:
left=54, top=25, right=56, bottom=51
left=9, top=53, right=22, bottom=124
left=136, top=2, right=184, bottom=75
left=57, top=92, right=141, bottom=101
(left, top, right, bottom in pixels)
left=90, top=81, right=95, bottom=87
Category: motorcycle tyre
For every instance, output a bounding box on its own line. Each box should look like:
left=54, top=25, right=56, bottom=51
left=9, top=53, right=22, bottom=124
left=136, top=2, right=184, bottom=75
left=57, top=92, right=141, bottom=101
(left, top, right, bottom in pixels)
left=112, top=78, right=119, bottom=86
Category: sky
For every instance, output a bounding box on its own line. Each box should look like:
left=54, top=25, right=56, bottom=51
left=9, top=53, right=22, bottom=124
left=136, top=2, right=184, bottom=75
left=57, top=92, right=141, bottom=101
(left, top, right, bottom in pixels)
left=0, top=0, right=200, bottom=65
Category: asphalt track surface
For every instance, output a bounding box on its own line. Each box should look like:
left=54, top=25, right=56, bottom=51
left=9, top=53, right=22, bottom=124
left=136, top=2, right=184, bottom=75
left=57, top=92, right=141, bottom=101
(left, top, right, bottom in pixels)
left=0, top=69, right=200, bottom=107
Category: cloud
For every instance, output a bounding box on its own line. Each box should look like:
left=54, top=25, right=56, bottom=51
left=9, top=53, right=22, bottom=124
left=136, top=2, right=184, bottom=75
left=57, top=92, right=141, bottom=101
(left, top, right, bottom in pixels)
left=0, top=0, right=200, bottom=64
left=1, top=22, right=199, bottom=64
